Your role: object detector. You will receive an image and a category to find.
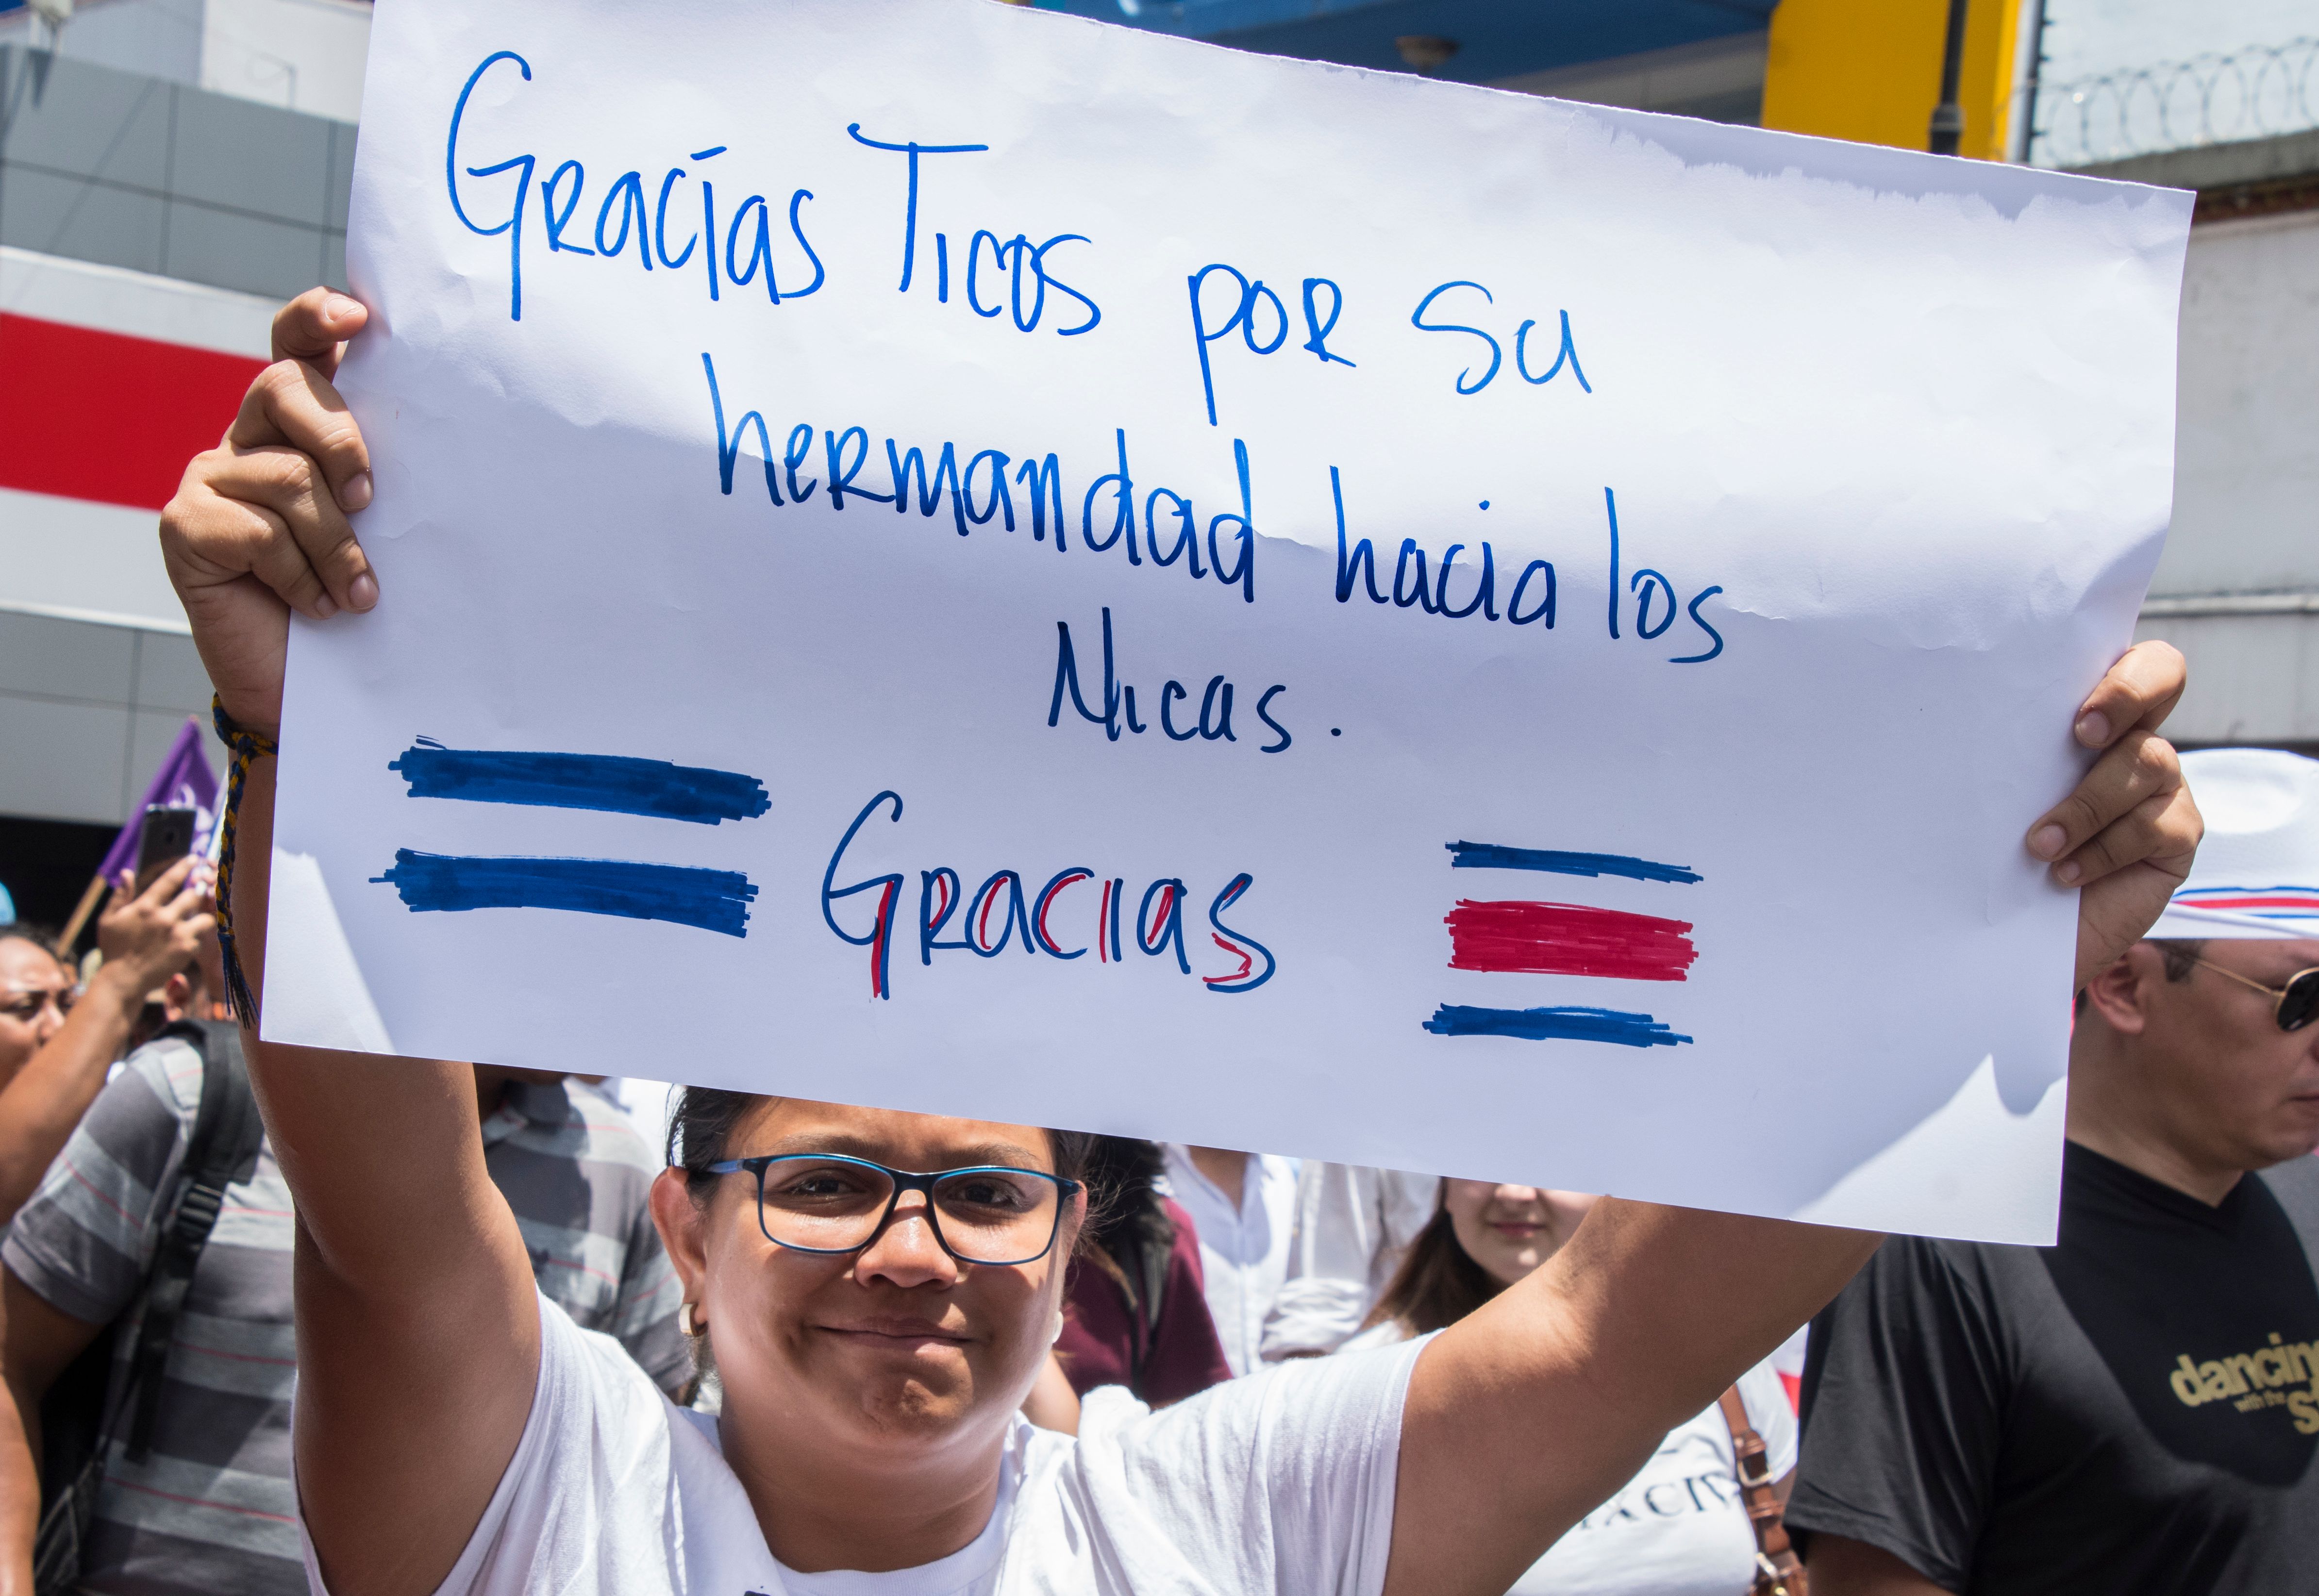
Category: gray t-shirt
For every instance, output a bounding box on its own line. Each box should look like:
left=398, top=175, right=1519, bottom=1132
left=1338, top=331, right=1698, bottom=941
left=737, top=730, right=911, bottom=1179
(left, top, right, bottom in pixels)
left=2, top=1045, right=685, bottom=1596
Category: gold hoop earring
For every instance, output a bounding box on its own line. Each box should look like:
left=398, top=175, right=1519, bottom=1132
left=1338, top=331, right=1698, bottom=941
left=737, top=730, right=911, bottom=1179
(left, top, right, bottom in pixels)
left=679, top=1301, right=704, bottom=1338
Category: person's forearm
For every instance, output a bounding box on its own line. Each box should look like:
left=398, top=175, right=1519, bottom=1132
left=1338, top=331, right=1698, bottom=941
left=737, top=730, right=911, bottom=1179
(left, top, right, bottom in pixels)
left=0, top=1372, right=45, bottom=1596
left=227, top=756, right=519, bottom=1293
left=230, top=753, right=540, bottom=1596
left=1524, top=1199, right=1877, bottom=1437
left=0, top=966, right=147, bottom=1224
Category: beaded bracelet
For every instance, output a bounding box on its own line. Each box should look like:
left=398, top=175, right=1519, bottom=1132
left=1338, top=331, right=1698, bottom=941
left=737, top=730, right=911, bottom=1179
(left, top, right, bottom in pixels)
left=211, top=696, right=279, bottom=1023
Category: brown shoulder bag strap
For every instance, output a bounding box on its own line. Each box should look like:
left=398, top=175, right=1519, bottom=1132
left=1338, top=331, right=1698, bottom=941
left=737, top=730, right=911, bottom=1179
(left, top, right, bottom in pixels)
left=1718, top=1386, right=1808, bottom=1596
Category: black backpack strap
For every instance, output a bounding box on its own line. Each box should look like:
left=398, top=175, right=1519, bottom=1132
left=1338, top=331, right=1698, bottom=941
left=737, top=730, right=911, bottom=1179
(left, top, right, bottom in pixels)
left=123, top=1019, right=263, bottom=1464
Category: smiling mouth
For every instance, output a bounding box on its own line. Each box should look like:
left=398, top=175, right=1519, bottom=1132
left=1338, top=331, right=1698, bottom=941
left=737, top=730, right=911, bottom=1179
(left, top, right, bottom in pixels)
left=1489, top=1223, right=1543, bottom=1239
left=818, top=1322, right=971, bottom=1347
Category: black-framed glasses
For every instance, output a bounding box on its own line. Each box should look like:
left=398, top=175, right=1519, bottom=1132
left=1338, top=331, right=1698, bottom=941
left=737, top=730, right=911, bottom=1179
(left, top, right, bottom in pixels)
left=703, top=1152, right=1082, bottom=1266
left=0, top=984, right=75, bottom=1025
left=2189, top=956, right=2319, bottom=1033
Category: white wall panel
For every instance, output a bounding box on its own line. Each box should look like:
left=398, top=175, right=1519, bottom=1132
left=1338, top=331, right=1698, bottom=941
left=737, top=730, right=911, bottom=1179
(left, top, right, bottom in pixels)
left=2156, top=209, right=2319, bottom=598
left=2134, top=612, right=2319, bottom=746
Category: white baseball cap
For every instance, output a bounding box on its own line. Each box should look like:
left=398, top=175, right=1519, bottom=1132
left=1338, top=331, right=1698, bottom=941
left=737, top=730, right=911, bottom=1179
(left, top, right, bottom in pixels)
left=2150, top=748, right=2319, bottom=940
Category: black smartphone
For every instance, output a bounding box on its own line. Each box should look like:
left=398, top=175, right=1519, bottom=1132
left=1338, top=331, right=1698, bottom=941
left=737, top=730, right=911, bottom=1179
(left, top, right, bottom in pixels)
left=133, top=806, right=198, bottom=893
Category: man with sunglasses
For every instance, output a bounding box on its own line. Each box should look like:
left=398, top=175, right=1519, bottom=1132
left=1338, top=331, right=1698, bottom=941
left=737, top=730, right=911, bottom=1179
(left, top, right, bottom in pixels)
left=1791, top=747, right=2319, bottom=1596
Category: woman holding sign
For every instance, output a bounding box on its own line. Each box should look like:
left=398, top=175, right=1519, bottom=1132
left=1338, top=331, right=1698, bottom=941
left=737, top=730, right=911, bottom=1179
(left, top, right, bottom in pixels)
left=155, top=288, right=2200, bottom=1596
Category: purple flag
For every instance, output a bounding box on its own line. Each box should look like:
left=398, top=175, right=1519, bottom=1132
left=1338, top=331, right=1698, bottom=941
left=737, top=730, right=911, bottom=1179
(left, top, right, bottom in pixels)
left=97, top=717, right=222, bottom=883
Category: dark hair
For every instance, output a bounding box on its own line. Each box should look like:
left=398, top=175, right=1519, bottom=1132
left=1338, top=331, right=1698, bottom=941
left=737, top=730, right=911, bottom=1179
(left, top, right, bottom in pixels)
left=2077, top=937, right=2208, bottom=1014
left=0, top=925, right=63, bottom=965
left=666, top=1086, right=758, bottom=1176
left=1077, top=1135, right=1173, bottom=1258
left=665, top=1086, right=1096, bottom=1191
left=1066, top=1136, right=1180, bottom=1351
left=2152, top=938, right=2206, bottom=983
left=1359, top=1186, right=1504, bottom=1338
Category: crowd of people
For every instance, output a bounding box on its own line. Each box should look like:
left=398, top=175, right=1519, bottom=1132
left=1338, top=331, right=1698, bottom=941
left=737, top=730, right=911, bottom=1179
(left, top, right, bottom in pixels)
left=0, top=285, right=2298, bottom=1596
left=0, top=879, right=684, bottom=1590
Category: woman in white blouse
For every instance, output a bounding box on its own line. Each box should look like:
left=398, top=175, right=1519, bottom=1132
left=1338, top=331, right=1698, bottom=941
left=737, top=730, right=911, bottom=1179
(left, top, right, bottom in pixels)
left=159, top=287, right=2197, bottom=1596
left=1342, top=1180, right=1797, bottom=1596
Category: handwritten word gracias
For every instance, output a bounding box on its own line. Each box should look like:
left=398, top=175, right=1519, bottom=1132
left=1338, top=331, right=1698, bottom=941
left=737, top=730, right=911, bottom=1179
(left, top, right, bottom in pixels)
left=821, top=791, right=1275, bottom=1001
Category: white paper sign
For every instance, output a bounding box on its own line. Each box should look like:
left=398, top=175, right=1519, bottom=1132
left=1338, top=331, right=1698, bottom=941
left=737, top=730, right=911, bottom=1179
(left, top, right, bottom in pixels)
left=267, top=0, right=2192, bottom=1242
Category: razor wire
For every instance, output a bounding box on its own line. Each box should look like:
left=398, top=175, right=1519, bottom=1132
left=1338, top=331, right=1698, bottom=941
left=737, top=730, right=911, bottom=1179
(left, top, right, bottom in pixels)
left=2032, top=36, right=2319, bottom=166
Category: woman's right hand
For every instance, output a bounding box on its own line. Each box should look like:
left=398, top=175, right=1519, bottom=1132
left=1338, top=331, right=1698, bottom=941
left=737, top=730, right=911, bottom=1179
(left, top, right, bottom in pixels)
left=91, top=857, right=216, bottom=1003
left=160, top=287, right=380, bottom=740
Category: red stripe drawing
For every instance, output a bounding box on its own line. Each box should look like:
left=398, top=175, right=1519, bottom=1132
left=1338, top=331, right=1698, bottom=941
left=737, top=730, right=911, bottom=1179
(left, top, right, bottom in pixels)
left=1445, top=899, right=1698, bottom=982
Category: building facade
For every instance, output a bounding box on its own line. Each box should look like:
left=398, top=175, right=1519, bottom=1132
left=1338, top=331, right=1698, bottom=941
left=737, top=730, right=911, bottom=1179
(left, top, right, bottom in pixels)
left=1, top=0, right=360, bottom=925
left=2110, top=132, right=2319, bottom=750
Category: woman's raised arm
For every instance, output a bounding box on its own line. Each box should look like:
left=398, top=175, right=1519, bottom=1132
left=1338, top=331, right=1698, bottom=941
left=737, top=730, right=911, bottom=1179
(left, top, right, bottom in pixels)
left=161, top=289, right=541, bottom=1596
left=1381, top=642, right=2201, bottom=1596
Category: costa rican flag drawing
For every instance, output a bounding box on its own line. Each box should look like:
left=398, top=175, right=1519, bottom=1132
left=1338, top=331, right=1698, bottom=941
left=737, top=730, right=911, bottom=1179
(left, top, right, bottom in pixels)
left=2166, top=886, right=2319, bottom=925
left=1424, top=841, right=1702, bottom=1049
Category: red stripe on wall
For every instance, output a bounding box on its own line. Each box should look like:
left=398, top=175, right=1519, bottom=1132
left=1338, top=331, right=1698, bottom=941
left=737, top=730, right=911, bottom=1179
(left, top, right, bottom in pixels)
left=1445, top=899, right=1698, bottom=982
left=0, top=313, right=267, bottom=511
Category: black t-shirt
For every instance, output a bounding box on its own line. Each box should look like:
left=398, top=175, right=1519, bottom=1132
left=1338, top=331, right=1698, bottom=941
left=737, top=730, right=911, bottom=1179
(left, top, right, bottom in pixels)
left=1787, top=1142, right=2319, bottom=1595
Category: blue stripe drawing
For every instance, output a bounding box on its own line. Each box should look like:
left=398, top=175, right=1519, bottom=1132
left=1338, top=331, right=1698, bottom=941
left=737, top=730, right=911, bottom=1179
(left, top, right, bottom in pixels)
left=374, top=851, right=758, bottom=937
left=380, top=739, right=768, bottom=938
left=1422, top=1003, right=1693, bottom=1048
left=389, top=739, right=770, bottom=824
left=1445, top=841, right=1701, bottom=885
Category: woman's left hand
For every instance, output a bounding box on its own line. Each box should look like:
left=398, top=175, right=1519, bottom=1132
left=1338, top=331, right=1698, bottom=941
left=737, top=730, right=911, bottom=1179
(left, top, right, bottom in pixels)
left=2023, top=640, right=2202, bottom=990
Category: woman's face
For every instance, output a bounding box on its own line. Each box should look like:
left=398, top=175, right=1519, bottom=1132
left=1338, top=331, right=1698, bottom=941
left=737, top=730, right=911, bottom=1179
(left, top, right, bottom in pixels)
left=651, top=1097, right=1081, bottom=1474
left=1441, top=1179, right=1598, bottom=1288
left=0, top=941, right=72, bottom=1087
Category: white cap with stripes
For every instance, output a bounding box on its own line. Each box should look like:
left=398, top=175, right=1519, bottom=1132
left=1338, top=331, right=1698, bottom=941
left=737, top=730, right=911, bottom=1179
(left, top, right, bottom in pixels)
left=2150, top=748, right=2319, bottom=940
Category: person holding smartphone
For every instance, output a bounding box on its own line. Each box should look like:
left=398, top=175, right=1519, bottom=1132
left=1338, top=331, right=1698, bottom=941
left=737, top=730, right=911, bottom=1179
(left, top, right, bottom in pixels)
left=0, top=857, right=215, bottom=1224
left=122, top=288, right=2199, bottom=1596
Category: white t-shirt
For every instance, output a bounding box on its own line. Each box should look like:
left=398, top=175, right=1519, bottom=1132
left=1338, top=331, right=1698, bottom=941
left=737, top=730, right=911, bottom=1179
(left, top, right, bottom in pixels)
left=1259, top=1165, right=1439, bottom=1361
left=1158, top=1146, right=1300, bottom=1378
left=304, top=1292, right=1419, bottom=1596
left=1340, top=1323, right=1796, bottom=1596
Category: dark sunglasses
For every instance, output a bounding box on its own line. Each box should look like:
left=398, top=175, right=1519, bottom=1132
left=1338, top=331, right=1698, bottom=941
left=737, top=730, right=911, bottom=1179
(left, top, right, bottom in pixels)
left=2189, top=957, right=2319, bottom=1033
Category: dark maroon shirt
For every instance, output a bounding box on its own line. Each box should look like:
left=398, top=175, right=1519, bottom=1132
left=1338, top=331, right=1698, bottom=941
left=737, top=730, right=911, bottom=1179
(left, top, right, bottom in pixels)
left=1055, top=1196, right=1233, bottom=1407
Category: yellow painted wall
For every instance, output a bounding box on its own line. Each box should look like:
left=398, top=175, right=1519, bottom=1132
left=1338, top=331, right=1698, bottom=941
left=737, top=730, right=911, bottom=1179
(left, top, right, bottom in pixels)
left=1762, top=0, right=2023, bottom=161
